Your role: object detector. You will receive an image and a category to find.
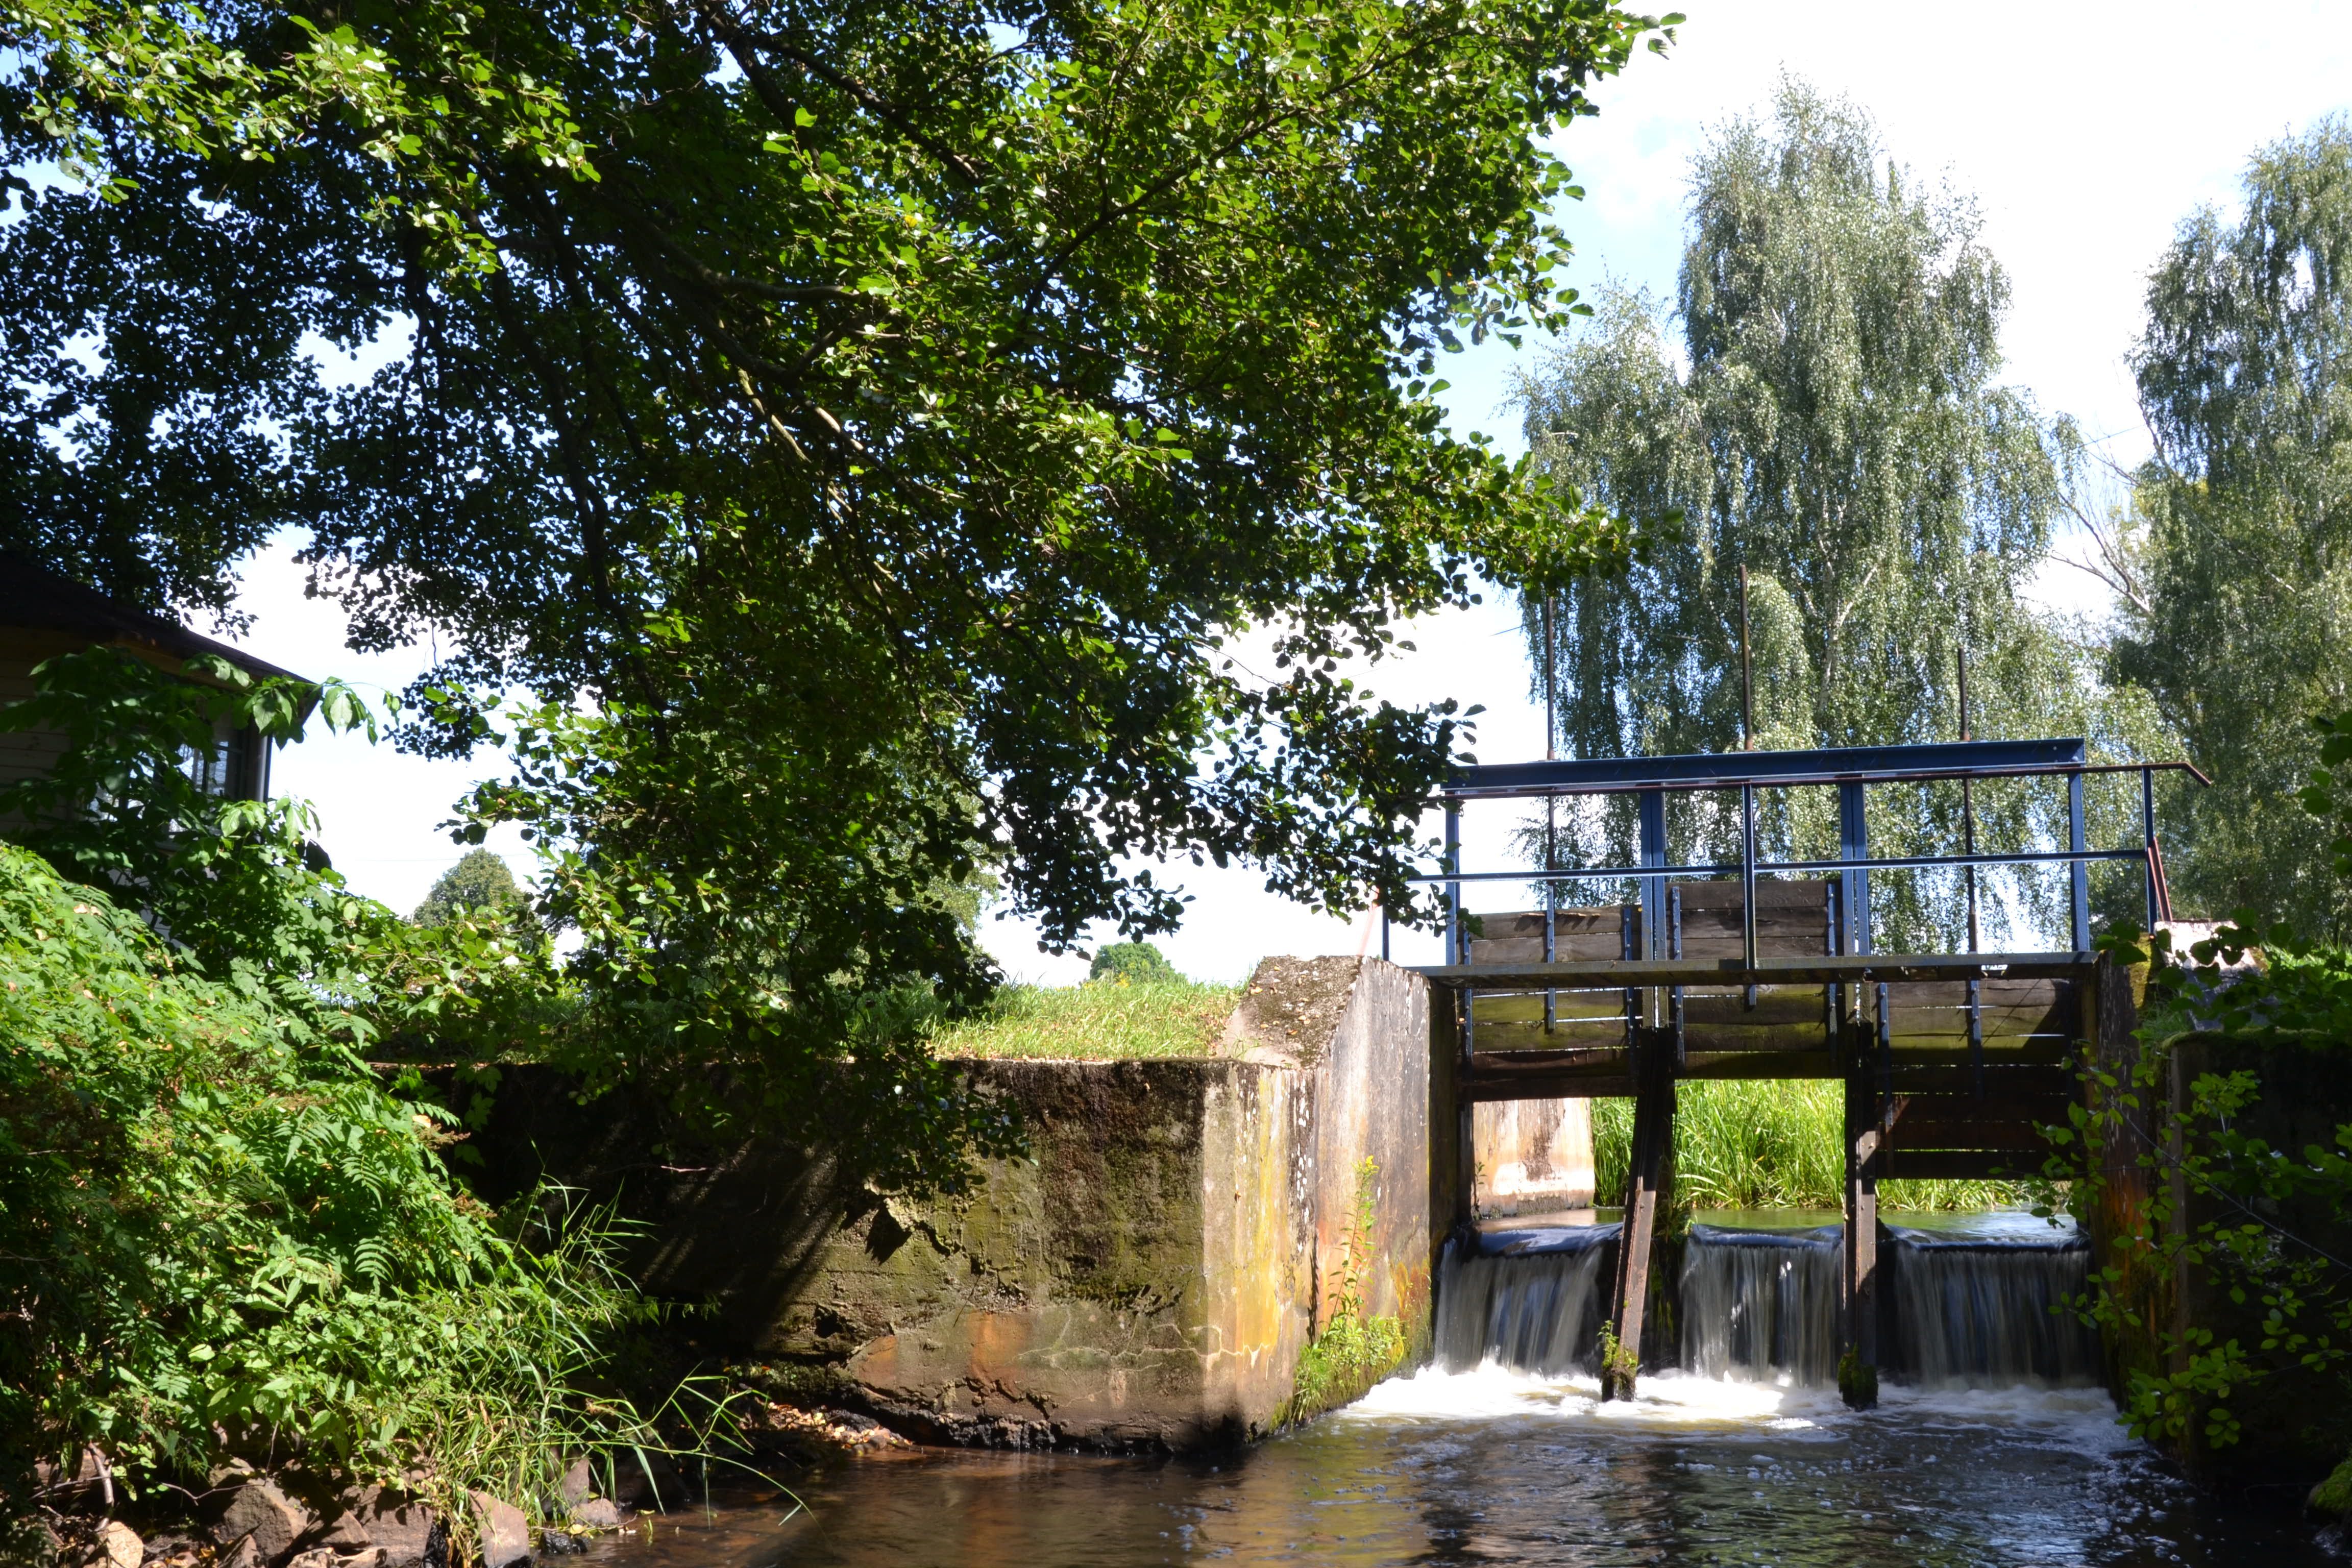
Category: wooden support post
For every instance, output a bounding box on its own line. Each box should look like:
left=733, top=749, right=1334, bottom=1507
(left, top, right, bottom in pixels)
left=1604, top=1036, right=1674, bottom=1401
left=1842, top=1040, right=1882, bottom=1409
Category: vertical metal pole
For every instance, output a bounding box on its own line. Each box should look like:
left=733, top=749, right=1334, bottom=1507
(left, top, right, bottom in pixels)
left=1739, top=564, right=1755, bottom=753
left=1445, top=800, right=1463, bottom=965
left=1544, top=879, right=1558, bottom=1033
left=2069, top=770, right=2090, bottom=952
left=1380, top=905, right=1390, bottom=963
left=1639, top=787, right=1668, bottom=1035
left=1741, top=780, right=1758, bottom=1004
left=1961, top=648, right=1981, bottom=1096
left=1447, top=800, right=1468, bottom=1065
left=1544, top=600, right=1558, bottom=1033
left=1621, top=902, right=1638, bottom=1051
left=1960, top=648, right=1980, bottom=955
left=2142, top=765, right=2160, bottom=933
left=1670, top=885, right=1686, bottom=1071
left=1840, top=781, right=1871, bottom=958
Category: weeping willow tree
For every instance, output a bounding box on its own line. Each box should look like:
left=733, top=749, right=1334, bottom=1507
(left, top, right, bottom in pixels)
left=2116, top=119, right=2352, bottom=937
left=1516, top=80, right=2167, bottom=948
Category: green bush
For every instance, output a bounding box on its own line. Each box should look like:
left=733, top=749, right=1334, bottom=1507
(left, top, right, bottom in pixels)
left=1088, top=940, right=1181, bottom=985
left=0, top=841, right=654, bottom=1534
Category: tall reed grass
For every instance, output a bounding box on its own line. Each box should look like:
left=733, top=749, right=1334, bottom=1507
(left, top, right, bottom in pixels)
left=1591, top=1081, right=2031, bottom=1212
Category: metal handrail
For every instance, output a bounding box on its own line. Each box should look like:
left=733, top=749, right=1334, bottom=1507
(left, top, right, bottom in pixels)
left=1384, top=741, right=2214, bottom=973
left=1404, top=847, right=2154, bottom=885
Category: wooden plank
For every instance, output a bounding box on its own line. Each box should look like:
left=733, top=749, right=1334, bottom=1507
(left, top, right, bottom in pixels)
left=1471, top=991, right=1637, bottom=1025
left=1464, top=1073, right=1636, bottom=1102
left=1683, top=1050, right=1841, bottom=1080
left=1880, top=1148, right=2050, bottom=1181
left=1418, top=953, right=2098, bottom=988
left=1883, top=1065, right=2077, bottom=1095
left=1888, top=1122, right=2059, bottom=1152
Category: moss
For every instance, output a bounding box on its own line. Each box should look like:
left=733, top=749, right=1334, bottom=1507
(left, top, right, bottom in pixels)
left=2312, top=1453, right=2352, bottom=1518
left=1839, top=1345, right=1879, bottom=1410
left=1282, top=1312, right=1407, bottom=1425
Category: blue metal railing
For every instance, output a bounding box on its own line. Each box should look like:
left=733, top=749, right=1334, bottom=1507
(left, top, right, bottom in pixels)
left=1380, top=739, right=2210, bottom=970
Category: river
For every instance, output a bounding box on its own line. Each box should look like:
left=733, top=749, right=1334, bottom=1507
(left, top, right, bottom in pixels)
left=581, top=1209, right=2339, bottom=1565
left=583, top=1368, right=2341, bottom=1565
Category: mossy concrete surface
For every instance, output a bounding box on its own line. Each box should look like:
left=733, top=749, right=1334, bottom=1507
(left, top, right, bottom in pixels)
left=464, top=957, right=1436, bottom=1451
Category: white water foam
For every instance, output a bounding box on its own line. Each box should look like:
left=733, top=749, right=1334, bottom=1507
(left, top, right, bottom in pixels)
left=1342, top=1361, right=2130, bottom=1449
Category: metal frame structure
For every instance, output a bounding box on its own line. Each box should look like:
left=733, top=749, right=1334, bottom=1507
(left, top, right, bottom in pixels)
left=1386, top=737, right=2208, bottom=972
left=1398, top=735, right=2208, bottom=1403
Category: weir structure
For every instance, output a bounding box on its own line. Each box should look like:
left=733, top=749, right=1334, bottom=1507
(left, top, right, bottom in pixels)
left=1395, top=737, right=2206, bottom=1398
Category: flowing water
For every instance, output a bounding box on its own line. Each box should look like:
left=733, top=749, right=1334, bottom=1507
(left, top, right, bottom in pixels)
left=1680, top=1221, right=1845, bottom=1386
left=1889, top=1211, right=2104, bottom=1388
left=583, top=1211, right=2339, bottom=1566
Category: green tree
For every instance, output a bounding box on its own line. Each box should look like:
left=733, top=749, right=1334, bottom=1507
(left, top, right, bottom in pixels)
left=2117, top=118, right=2352, bottom=935
left=1514, top=80, right=2164, bottom=945
left=1089, top=939, right=1179, bottom=985
left=4, top=0, right=1664, bottom=1160
left=413, top=846, right=523, bottom=926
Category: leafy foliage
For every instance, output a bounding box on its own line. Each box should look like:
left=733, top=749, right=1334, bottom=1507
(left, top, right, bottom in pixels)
left=4, top=0, right=1672, bottom=1166
left=0, top=649, right=571, bottom=1065
left=0, top=840, right=656, bottom=1530
left=2055, top=713, right=2352, bottom=1453
left=2117, top=117, right=2352, bottom=935
left=1513, top=80, right=2167, bottom=946
left=1088, top=940, right=1179, bottom=986
left=413, top=848, right=525, bottom=928
left=0, top=647, right=378, bottom=995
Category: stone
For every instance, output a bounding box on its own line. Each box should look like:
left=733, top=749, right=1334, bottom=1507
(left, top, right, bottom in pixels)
left=568, top=1500, right=621, bottom=1533
left=557, top=1461, right=593, bottom=1509
left=88, top=1521, right=140, bottom=1568
left=217, top=1539, right=262, bottom=1568
left=282, top=1551, right=341, bottom=1568
left=212, top=1477, right=316, bottom=1566
left=469, top=1494, right=530, bottom=1568
left=340, top=1486, right=439, bottom=1568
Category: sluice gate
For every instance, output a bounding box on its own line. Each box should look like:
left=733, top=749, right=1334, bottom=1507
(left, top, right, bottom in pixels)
left=1402, top=737, right=2204, bottom=1395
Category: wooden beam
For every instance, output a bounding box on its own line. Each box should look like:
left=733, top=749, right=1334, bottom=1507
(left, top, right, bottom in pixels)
left=1417, top=953, right=2096, bottom=989
left=1843, top=1059, right=1880, bottom=1407
left=1603, top=1039, right=1674, bottom=1400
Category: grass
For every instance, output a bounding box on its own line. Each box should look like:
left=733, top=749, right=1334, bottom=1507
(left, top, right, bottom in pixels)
left=930, top=978, right=1244, bottom=1060
left=1592, top=1080, right=2035, bottom=1213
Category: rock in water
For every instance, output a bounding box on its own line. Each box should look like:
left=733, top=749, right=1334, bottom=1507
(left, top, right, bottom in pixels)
left=470, top=1493, right=531, bottom=1568
left=569, top=1500, right=621, bottom=1532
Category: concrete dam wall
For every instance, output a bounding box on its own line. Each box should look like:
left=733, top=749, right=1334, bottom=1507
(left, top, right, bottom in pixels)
left=463, top=955, right=1517, bottom=1450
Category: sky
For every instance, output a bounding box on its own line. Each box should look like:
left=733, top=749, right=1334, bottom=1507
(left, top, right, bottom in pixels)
left=218, top=0, right=2352, bottom=984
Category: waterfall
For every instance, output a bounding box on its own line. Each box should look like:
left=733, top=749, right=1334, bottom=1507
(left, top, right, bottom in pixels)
left=1435, top=1225, right=1615, bottom=1374
left=1679, top=1223, right=1844, bottom=1385
left=1890, top=1219, right=2103, bottom=1387
left=1426, top=1213, right=2103, bottom=1393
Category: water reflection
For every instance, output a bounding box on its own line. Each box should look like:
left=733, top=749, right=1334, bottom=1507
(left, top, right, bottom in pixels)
left=585, top=1368, right=2332, bottom=1566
